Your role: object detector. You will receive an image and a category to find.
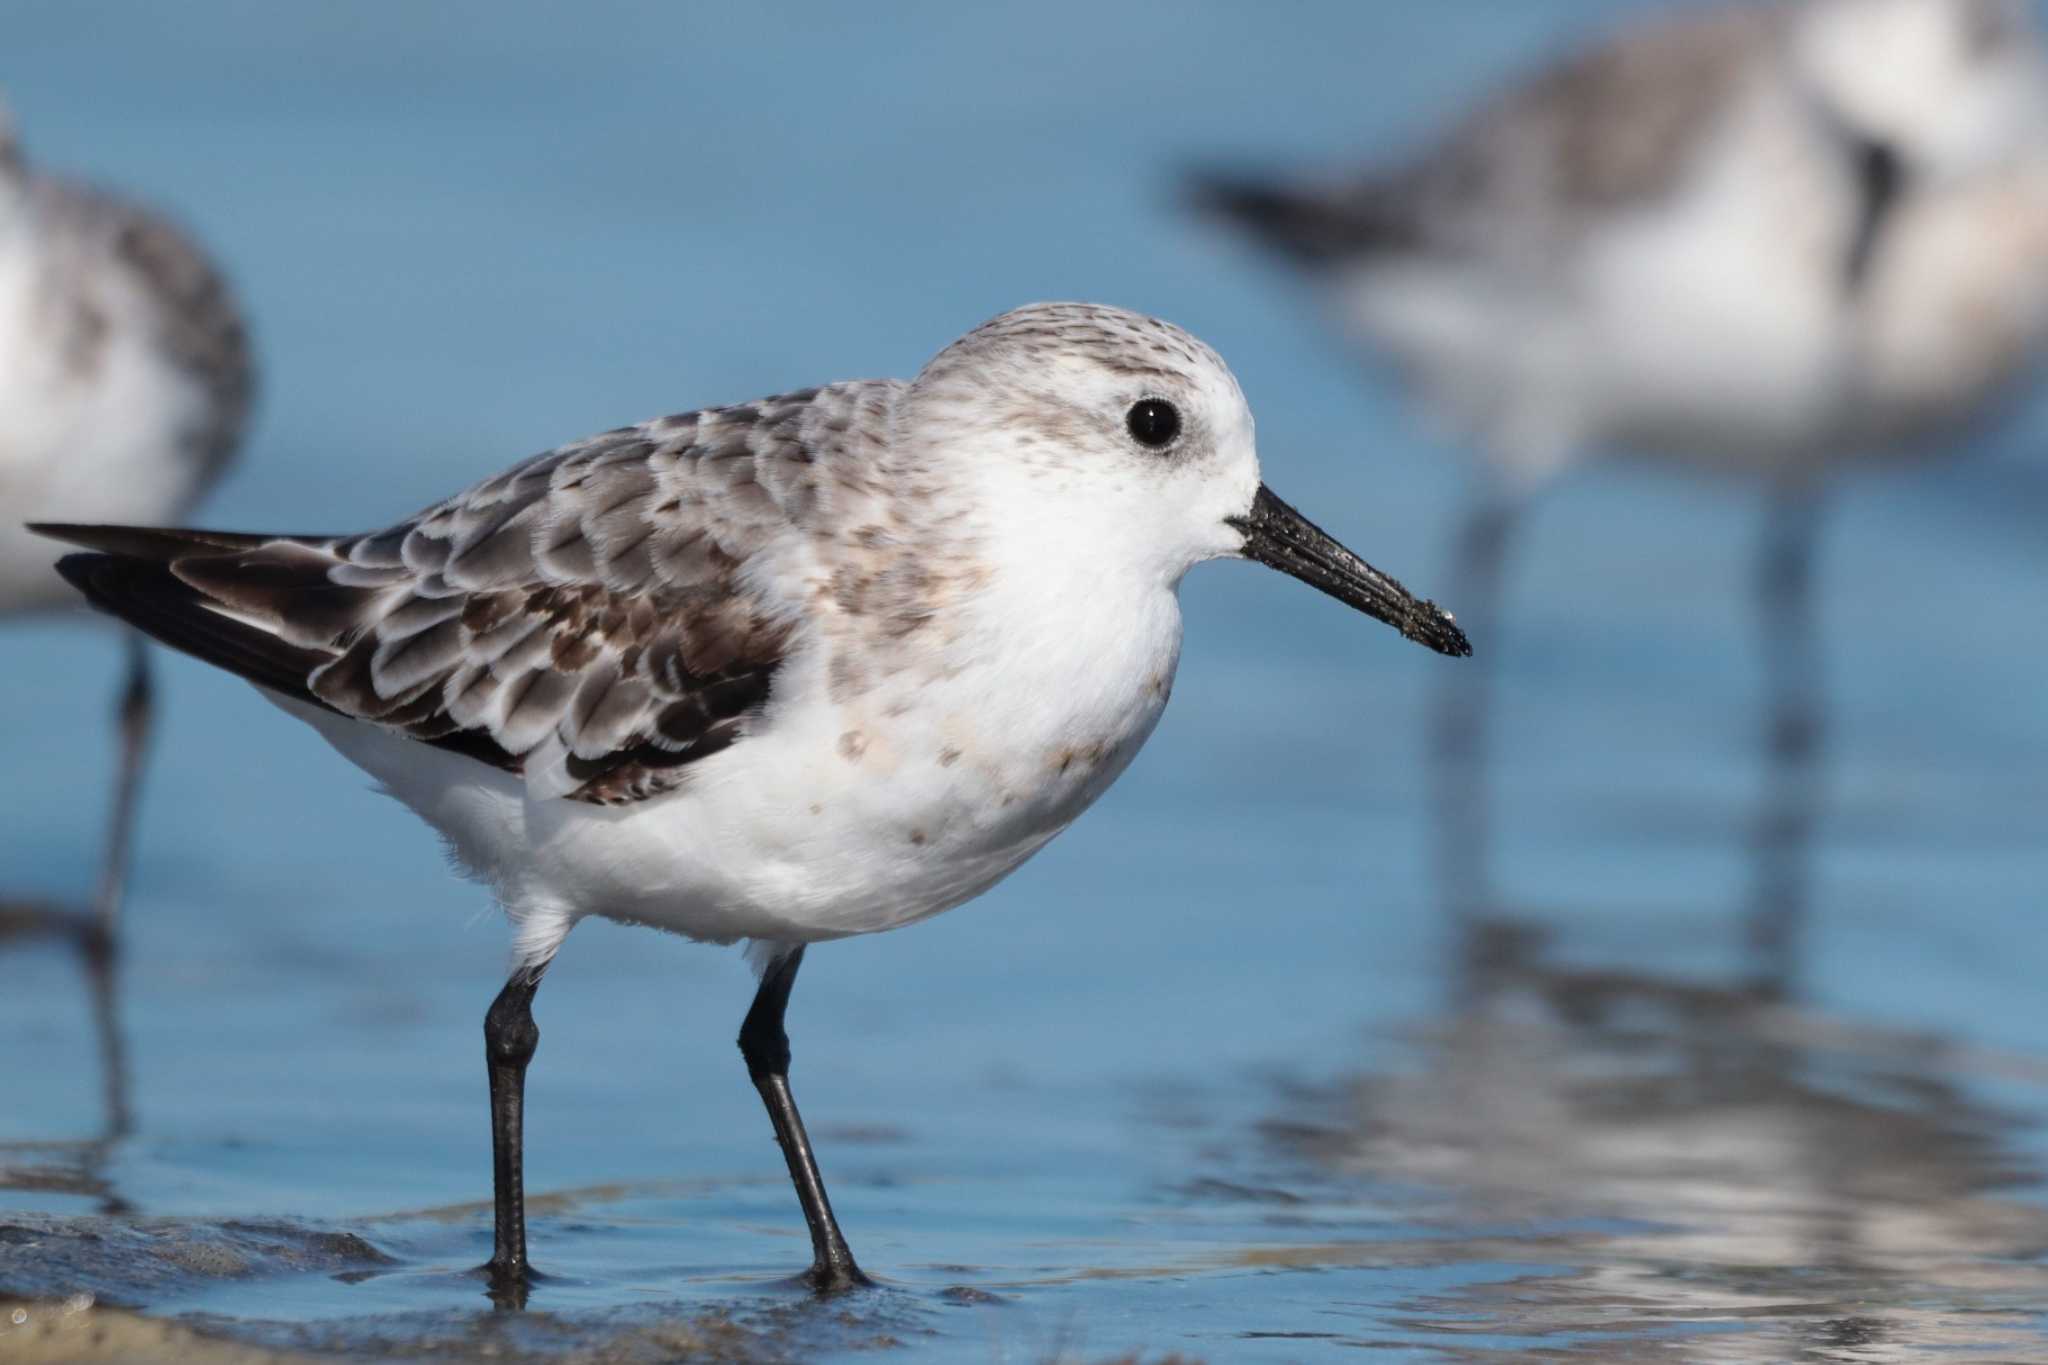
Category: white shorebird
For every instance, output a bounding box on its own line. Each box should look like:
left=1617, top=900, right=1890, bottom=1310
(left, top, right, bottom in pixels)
left=1194, top=0, right=2048, bottom=921
left=0, top=97, right=254, bottom=938
left=34, top=302, right=1468, bottom=1297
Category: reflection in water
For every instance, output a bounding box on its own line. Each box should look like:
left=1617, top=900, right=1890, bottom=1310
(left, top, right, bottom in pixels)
left=1437, top=481, right=1831, bottom=1005
left=0, top=1133, right=128, bottom=1220
left=1743, top=490, right=1824, bottom=1001
left=1, top=636, right=147, bottom=1190
left=1406, top=646, right=2048, bottom=1358
left=1262, top=921, right=2048, bottom=1360
left=0, top=898, right=131, bottom=1217
left=1435, top=483, right=1832, bottom=1007
left=1429, top=495, right=1517, bottom=927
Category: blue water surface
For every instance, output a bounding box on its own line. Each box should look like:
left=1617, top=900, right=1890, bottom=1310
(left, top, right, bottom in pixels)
left=3, top=4, right=2046, bottom=1361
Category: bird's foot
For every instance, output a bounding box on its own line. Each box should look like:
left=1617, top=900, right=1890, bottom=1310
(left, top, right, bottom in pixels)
left=802, top=1255, right=874, bottom=1296
left=474, top=1256, right=544, bottom=1310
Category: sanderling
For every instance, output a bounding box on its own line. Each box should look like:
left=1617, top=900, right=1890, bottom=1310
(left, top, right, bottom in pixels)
left=35, top=302, right=1468, bottom=1297
left=1193, top=0, right=2048, bottom=914
left=0, top=95, right=254, bottom=938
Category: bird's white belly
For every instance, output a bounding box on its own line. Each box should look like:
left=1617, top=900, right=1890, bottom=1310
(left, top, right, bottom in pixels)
left=554, top=703, right=1156, bottom=941
left=1596, top=94, right=1855, bottom=473
left=287, top=585, right=1186, bottom=968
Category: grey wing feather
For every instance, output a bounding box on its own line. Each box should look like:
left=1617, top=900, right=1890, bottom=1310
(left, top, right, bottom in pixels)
left=34, top=177, right=255, bottom=488
left=42, top=383, right=891, bottom=805
left=1200, top=6, right=1778, bottom=265
left=118, top=206, right=255, bottom=483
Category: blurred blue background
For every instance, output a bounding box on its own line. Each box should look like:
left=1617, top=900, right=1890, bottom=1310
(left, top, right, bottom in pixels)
left=3, top=3, right=2046, bottom=1359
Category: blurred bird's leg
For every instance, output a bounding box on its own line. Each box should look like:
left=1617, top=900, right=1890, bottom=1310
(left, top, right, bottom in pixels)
left=1431, top=492, right=1519, bottom=937
left=0, top=634, right=150, bottom=1133
left=1746, top=488, right=1825, bottom=1000
left=93, top=632, right=153, bottom=932
left=83, top=632, right=149, bottom=1136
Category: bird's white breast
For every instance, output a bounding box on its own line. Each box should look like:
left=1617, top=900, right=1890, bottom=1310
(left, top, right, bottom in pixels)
left=296, top=551, right=1187, bottom=969
left=1849, top=154, right=2048, bottom=444
left=1579, top=74, right=1859, bottom=473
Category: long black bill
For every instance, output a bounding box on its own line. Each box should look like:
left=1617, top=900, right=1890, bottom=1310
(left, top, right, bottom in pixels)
left=1228, top=484, right=1471, bottom=658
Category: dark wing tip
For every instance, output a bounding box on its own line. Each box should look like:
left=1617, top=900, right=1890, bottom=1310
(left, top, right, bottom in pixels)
left=29, top=521, right=100, bottom=547
left=47, top=546, right=337, bottom=707
left=1185, top=167, right=1415, bottom=265
left=1184, top=168, right=1308, bottom=233
left=30, top=522, right=278, bottom=560
left=52, top=549, right=109, bottom=599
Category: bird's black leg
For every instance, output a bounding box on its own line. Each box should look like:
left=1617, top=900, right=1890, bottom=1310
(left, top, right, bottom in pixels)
left=481, top=962, right=548, bottom=1306
left=739, top=946, right=869, bottom=1293
left=93, top=632, right=154, bottom=935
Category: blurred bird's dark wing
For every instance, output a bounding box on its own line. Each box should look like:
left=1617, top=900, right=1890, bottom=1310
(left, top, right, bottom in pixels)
left=1192, top=6, right=1776, bottom=265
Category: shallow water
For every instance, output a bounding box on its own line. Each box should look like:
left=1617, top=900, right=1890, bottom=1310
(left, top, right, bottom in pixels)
left=4, top=3, right=2048, bottom=1361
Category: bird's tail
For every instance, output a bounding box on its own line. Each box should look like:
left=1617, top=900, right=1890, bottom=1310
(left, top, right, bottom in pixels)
left=33, top=523, right=337, bottom=703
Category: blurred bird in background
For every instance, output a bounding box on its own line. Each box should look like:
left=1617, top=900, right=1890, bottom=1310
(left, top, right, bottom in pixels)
left=0, top=94, right=253, bottom=1122
left=1194, top=0, right=2048, bottom=971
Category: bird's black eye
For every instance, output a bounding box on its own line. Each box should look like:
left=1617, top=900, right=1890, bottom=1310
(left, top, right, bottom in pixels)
left=1126, top=398, right=1182, bottom=449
